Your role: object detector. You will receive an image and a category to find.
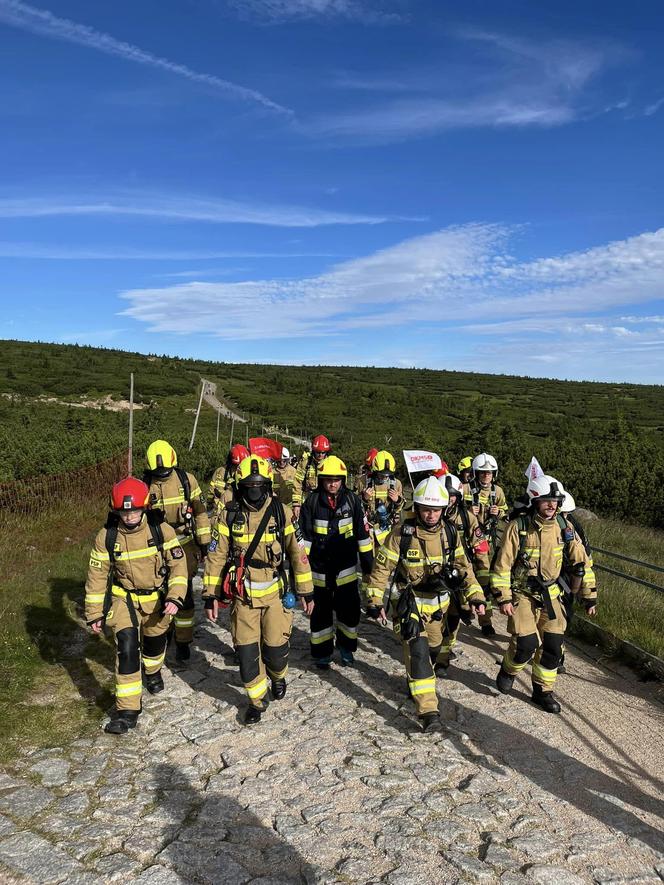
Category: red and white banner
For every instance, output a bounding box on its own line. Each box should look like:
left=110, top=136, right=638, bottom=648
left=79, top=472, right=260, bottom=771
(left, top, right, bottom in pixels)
left=402, top=450, right=442, bottom=474
left=524, top=456, right=544, bottom=481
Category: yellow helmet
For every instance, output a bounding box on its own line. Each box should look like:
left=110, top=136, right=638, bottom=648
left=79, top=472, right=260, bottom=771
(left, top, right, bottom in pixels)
left=317, top=455, right=348, bottom=478
left=236, top=455, right=273, bottom=483
left=372, top=450, right=396, bottom=472
left=457, top=456, right=473, bottom=473
left=147, top=440, right=178, bottom=474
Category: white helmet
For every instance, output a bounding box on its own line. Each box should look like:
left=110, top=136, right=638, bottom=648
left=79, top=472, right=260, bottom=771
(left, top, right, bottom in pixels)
left=413, top=477, right=449, bottom=508
left=440, top=473, right=463, bottom=498
left=281, top=446, right=290, bottom=459
left=472, top=453, right=498, bottom=475
left=527, top=474, right=565, bottom=503
left=561, top=488, right=576, bottom=513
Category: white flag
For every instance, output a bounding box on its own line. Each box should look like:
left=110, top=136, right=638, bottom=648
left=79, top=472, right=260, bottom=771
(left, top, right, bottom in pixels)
left=403, top=450, right=442, bottom=474
left=524, top=456, right=544, bottom=481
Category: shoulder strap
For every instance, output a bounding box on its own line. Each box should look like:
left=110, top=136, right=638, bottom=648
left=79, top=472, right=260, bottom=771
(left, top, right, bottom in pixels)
left=104, top=513, right=120, bottom=563
left=175, top=467, right=191, bottom=502
left=517, top=514, right=529, bottom=555
left=245, top=500, right=276, bottom=562
left=146, top=510, right=165, bottom=553
left=398, top=519, right=416, bottom=557
left=441, top=518, right=457, bottom=565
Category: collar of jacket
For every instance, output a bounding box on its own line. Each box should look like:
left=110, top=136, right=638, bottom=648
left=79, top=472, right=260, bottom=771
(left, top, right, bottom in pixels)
left=532, top=513, right=558, bottom=531
left=317, top=487, right=351, bottom=513
left=117, top=513, right=147, bottom=535
left=414, top=518, right=444, bottom=538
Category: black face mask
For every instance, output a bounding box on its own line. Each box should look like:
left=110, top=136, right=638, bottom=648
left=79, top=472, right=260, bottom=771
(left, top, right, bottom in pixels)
left=242, top=484, right=267, bottom=507
left=152, top=467, right=173, bottom=480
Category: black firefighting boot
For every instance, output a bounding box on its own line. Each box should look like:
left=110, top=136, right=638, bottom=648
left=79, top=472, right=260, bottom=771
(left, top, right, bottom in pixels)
left=145, top=672, right=164, bottom=695
left=104, top=710, right=140, bottom=735
left=481, top=623, right=497, bottom=637
left=434, top=662, right=449, bottom=678
left=419, top=712, right=442, bottom=733
left=558, top=652, right=567, bottom=674
left=244, top=705, right=262, bottom=726
left=175, top=642, right=191, bottom=664
left=496, top=667, right=515, bottom=694
left=531, top=684, right=561, bottom=714
left=271, top=679, right=287, bottom=700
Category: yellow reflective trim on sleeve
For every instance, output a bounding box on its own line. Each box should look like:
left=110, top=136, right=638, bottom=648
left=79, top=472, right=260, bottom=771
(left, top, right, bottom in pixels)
left=161, top=494, right=186, bottom=505
left=191, top=485, right=202, bottom=496
left=284, top=524, right=294, bottom=536
left=85, top=592, right=106, bottom=603
left=169, top=576, right=188, bottom=587
left=163, top=538, right=180, bottom=551
left=358, top=539, right=373, bottom=553
left=294, top=570, right=313, bottom=584
left=218, top=523, right=230, bottom=537
left=90, top=549, right=109, bottom=562
left=203, top=574, right=222, bottom=586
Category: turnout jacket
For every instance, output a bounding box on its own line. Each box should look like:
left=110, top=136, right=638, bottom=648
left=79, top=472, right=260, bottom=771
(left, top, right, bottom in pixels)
left=462, top=482, right=508, bottom=529
left=490, top=513, right=596, bottom=605
left=449, top=504, right=491, bottom=589
left=146, top=469, right=211, bottom=550
left=362, top=476, right=405, bottom=545
left=273, top=463, right=296, bottom=506
left=85, top=516, right=188, bottom=624
left=206, top=466, right=229, bottom=508
left=203, top=496, right=313, bottom=604
left=292, top=453, right=323, bottom=506
left=299, top=487, right=374, bottom=588
left=367, top=516, right=484, bottom=615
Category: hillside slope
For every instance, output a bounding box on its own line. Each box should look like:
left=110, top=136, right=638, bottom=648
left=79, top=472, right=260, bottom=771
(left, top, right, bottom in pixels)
left=2, top=338, right=664, bottom=526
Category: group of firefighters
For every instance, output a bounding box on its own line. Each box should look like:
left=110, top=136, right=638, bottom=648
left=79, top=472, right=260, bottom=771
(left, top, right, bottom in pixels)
left=85, top=434, right=597, bottom=735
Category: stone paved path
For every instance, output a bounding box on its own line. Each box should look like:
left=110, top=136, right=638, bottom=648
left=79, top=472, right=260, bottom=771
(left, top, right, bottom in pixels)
left=1, top=579, right=663, bottom=884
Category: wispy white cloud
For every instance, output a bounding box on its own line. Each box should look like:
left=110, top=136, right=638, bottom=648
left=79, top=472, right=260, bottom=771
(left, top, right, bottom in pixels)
left=644, top=96, right=664, bottom=117
left=306, top=31, right=627, bottom=142
left=0, top=192, right=400, bottom=228
left=226, top=0, right=402, bottom=24
left=119, top=223, right=664, bottom=381
left=0, top=241, right=338, bottom=260
left=0, top=0, right=289, bottom=114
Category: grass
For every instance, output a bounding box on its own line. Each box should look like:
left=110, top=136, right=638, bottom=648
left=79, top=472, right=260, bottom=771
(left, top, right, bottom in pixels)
left=0, top=502, right=115, bottom=764
left=573, top=515, right=664, bottom=660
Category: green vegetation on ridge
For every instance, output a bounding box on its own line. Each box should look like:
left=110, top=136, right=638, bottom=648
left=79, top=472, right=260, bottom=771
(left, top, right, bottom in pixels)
left=2, top=338, right=664, bottom=528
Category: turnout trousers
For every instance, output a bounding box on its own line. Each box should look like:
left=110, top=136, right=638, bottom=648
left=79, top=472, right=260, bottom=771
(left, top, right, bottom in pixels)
left=106, top=591, right=172, bottom=711
left=310, top=577, right=361, bottom=660
left=437, top=596, right=462, bottom=667
left=395, top=605, right=447, bottom=716
left=173, top=540, right=198, bottom=645
left=231, top=592, right=293, bottom=709
left=501, top=594, right=566, bottom=690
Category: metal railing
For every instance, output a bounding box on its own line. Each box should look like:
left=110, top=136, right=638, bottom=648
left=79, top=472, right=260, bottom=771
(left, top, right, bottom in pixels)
left=590, top=545, right=664, bottom=595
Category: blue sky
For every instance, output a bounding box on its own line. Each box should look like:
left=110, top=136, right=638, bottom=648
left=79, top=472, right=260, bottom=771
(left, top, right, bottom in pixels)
left=1, top=0, right=664, bottom=382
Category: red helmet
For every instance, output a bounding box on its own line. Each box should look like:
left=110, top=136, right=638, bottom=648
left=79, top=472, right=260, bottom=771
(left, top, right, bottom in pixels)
left=229, top=444, right=250, bottom=467
left=433, top=462, right=449, bottom=478
left=365, top=447, right=379, bottom=466
left=312, top=435, right=331, bottom=454
left=111, top=477, right=149, bottom=512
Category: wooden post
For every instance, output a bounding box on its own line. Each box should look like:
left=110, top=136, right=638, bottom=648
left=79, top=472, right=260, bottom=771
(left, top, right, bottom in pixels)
left=128, top=372, right=134, bottom=475
left=216, top=406, right=221, bottom=444
left=229, top=417, right=235, bottom=448
left=189, top=380, right=205, bottom=451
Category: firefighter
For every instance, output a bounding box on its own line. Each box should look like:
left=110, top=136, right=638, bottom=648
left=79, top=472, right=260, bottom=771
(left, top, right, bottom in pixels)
left=362, top=450, right=404, bottom=549
left=355, top=447, right=379, bottom=496
left=207, top=444, right=249, bottom=517
left=85, top=478, right=189, bottom=734
left=491, top=474, right=597, bottom=713
left=144, top=440, right=211, bottom=663
left=299, top=455, right=374, bottom=668
left=292, top=435, right=331, bottom=517
left=272, top=446, right=296, bottom=505
left=366, top=477, right=485, bottom=731
left=457, top=457, right=473, bottom=486
left=435, top=473, right=492, bottom=673
left=202, top=456, right=313, bottom=724
left=462, top=453, right=508, bottom=636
